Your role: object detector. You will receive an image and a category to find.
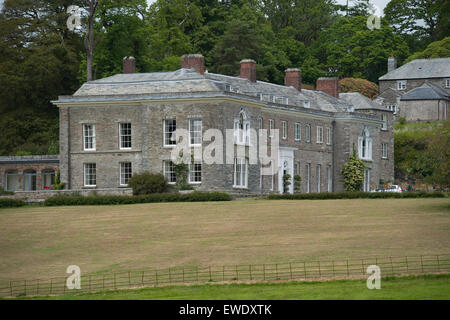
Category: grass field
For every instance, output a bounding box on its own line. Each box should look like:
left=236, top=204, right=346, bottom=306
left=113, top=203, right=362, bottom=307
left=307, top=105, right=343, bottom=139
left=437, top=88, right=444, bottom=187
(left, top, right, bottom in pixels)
left=0, top=198, right=449, bottom=282
left=14, top=274, right=450, bottom=300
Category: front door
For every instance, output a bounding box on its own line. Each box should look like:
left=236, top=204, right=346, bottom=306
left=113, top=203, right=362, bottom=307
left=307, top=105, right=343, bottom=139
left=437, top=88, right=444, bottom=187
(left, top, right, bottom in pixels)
left=278, top=148, right=295, bottom=194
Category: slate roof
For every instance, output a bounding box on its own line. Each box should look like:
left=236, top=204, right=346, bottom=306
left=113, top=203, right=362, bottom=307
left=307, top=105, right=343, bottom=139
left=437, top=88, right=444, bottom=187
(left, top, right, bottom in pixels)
left=339, top=92, right=388, bottom=111
left=400, top=82, right=450, bottom=101
left=379, top=58, right=450, bottom=81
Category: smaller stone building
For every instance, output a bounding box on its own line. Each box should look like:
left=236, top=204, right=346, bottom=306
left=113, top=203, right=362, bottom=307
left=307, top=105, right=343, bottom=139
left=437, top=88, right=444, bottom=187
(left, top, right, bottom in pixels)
left=376, top=57, right=450, bottom=122
left=0, top=156, right=59, bottom=192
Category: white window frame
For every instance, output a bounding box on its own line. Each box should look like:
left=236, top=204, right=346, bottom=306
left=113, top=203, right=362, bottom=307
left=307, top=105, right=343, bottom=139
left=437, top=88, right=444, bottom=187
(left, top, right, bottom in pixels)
left=382, top=143, right=388, bottom=159
left=326, top=127, right=331, bottom=145
left=234, top=119, right=250, bottom=145
left=327, top=166, right=332, bottom=192
left=397, top=80, right=406, bottom=90
left=295, top=123, right=301, bottom=141
left=119, top=162, right=132, bottom=186
left=381, top=114, right=387, bottom=131
left=316, top=164, right=321, bottom=193
left=188, top=162, right=202, bottom=184
left=363, top=168, right=371, bottom=192
left=83, top=124, right=96, bottom=151
left=358, top=129, right=373, bottom=161
left=163, top=160, right=176, bottom=184
left=269, top=119, right=274, bottom=138
left=83, top=163, right=97, bottom=187
left=233, top=158, right=248, bottom=188
left=305, top=124, right=311, bottom=143
left=306, top=163, right=310, bottom=193
left=189, top=119, right=202, bottom=146
left=5, top=171, right=20, bottom=192
left=119, top=123, right=132, bottom=150
left=281, top=121, right=287, bottom=140
left=163, top=119, right=177, bottom=147
left=317, top=126, right=323, bottom=144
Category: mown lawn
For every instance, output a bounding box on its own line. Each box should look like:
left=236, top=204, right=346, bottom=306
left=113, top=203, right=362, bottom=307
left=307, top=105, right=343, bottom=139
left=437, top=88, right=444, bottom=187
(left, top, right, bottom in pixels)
left=0, top=198, right=449, bottom=281
left=15, top=274, right=450, bottom=300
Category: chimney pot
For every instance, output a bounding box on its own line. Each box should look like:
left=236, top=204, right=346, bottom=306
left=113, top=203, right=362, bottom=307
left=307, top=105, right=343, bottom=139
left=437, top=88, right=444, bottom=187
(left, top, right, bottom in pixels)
left=240, top=59, right=257, bottom=82
left=388, top=55, right=397, bottom=73
left=181, top=54, right=205, bottom=75
left=285, top=68, right=302, bottom=91
left=316, top=77, right=340, bottom=98
left=123, top=56, right=136, bottom=74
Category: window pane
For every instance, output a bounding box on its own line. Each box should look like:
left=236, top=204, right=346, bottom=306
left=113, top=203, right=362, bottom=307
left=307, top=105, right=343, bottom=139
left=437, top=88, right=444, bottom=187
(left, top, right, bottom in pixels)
left=84, top=163, right=96, bottom=186
left=190, top=119, right=202, bottom=145
left=164, top=120, right=176, bottom=146
left=120, top=162, right=132, bottom=185
left=120, top=123, right=132, bottom=149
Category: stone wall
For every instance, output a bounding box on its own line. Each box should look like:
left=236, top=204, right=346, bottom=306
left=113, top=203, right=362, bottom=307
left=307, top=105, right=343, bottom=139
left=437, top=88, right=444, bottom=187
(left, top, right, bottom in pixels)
left=398, top=99, right=447, bottom=122
left=1, top=188, right=132, bottom=202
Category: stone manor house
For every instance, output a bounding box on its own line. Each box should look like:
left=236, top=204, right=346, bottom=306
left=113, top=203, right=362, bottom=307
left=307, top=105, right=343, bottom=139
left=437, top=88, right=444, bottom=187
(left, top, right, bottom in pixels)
left=0, top=54, right=394, bottom=195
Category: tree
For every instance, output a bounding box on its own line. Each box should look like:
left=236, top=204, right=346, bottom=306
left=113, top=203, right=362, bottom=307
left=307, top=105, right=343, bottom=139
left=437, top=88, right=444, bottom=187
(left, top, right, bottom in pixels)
left=384, top=0, right=448, bottom=44
left=341, top=148, right=366, bottom=191
left=405, top=37, right=450, bottom=63
left=339, top=78, right=379, bottom=99
left=312, top=16, right=410, bottom=82
left=425, top=121, right=450, bottom=189
left=83, top=0, right=99, bottom=81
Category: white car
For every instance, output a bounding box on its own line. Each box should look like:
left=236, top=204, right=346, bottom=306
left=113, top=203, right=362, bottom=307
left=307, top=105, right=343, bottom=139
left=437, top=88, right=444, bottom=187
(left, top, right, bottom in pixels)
left=385, top=185, right=403, bottom=193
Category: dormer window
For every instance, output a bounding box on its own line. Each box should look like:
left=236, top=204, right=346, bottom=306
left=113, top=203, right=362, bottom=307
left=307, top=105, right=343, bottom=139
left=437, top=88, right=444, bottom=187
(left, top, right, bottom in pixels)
left=397, top=80, right=407, bottom=90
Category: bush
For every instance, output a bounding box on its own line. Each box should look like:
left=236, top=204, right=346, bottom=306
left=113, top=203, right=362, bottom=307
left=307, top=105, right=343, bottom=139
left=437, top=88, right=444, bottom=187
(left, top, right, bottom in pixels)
left=0, top=187, right=13, bottom=196
left=267, top=191, right=447, bottom=200
left=127, top=172, right=169, bottom=195
left=44, top=191, right=232, bottom=206
left=0, top=198, right=27, bottom=208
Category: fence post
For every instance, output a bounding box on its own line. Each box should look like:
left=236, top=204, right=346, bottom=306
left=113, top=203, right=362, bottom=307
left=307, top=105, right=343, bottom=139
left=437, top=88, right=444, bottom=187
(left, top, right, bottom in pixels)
left=197, top=267, right=199, bottom=282
left=24, top=280, right=27, bottom=296
left=63, top=279, right=66, bottom=294
left=37, top=279, right=39, bottom=296
left=405, top=256, right=408, bottom=273
left=346, top=260, right=349, bottom=277
left=114, top=273, right=116, bottom=289
left=209, top=266, right=212, bottom=281
left=276, top=264, right=279, bottom=280
left=361, top=259, right=365, bottom=275
left=10, top=281, right=13, bottom=297
left=128, top=271, right=131, bottom=286
left=169, top=268, right=172, bottom=284
left=103, top=275, right=105, bottom=289
left=437, top=255, right=441, bottom=272
left=155, top=270, right=158, bottom=286
left=304, top=262, right=307, bottom=279
left=318, top=261, right=321, bottom=278
left=183, top=268, right=185, bottom=283
left=332, top=260, right=335, bottom=277
left=289, top=263, right=293, bottom=279
left=390, top=257, right=394, bottom=275
left=89, top=275, right=92, bottom=291
left=263, top=264, right=266, bottom=281
left=235, top=265, right=238, bottom=281
left=249, top=265, right=252, bottom=281
left=141, top=271, right=145, bottom=286
left=421, top=256, right=424, bottom=273
left=222, top=266, right=225, bottom=282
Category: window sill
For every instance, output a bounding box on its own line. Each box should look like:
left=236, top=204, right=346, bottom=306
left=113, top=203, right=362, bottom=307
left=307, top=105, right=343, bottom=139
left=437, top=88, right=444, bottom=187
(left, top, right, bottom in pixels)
left=189, top=182, right=202, bottom=185
left=163, top=145, right=176, bottom=148
left=233, top=186, right=248, bottom=189
left=83, top=186, right=97, bottom=189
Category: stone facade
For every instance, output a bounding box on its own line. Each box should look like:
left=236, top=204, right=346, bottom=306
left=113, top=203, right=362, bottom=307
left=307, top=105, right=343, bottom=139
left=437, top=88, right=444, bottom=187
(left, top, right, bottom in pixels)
left=52, top=55, right=394, bottom=195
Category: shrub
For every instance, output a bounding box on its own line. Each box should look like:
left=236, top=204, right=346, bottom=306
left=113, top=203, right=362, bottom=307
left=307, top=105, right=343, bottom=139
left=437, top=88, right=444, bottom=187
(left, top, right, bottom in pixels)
left=294, top=175, right=302, bottom=193
left=127, top=172, right=169, bottom=195
left=44, top=191, right=232, bottom=206
left=0, top=198, right=27, bottom=208
left=283, top=174, right=291, bottom=194
left=342, top=148, right=366, bottom=191
left=267, top=191, right=447, bottom=200
left=0, top=187, right=13, bottom=196
left=52, top=170, right=66, bottom=190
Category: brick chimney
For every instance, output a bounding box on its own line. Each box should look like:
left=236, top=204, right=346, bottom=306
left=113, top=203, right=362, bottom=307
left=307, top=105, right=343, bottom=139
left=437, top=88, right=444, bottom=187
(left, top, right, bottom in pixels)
left=316, top=77, right=340, bottom=98
left=240, top=59, right=257, bottom=82
left=123, top=56, right=136, bottom=74
left=181, top=54, right=205, bottom=75
left=388, top=55, right=397, bottom=73
left=285, top=68, right=302, bottom=91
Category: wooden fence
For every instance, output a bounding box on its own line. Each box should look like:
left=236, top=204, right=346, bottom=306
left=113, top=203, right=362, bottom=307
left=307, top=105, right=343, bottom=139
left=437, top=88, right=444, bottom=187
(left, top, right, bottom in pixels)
left=1, top=254, right=449, bottom=298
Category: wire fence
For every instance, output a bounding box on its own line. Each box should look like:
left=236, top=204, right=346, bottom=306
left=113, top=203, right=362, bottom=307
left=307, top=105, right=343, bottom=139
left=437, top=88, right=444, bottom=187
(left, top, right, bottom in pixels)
left=1, top=254, right=449, bottom=298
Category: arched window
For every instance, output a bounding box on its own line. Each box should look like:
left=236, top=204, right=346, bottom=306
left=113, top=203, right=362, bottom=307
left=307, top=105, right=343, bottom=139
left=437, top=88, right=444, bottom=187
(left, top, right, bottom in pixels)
left=234, top=109, right=250, bottom=145
left=42, top=169, right=56, bottom=190
left=358, top=128, right=372, bottom=160
left=5, top=170, right=19, bottom=192
left=23, top=169, right=37, bottom=191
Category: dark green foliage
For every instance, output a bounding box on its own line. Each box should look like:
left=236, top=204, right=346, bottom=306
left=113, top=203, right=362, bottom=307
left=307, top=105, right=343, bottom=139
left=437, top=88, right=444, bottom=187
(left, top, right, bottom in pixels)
left=293, top=175, right=301, bottom=193
left=341, top=148, right=366, bottom=191
left=52, top=170, right=66, bottom=190
left=44, top=191, right=232, bottom=206
left=0, top=198, right=27, bottom=208
left=127, top=172, right=169, bottom=195
left=0, top=187, right=14, bottom=196
left=267, top=191, right=447, bottom=200
left=282, top=173, right=291, bottom=194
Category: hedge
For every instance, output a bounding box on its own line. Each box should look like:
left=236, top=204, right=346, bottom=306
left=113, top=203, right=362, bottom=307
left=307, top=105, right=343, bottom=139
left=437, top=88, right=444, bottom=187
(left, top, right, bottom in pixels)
left=44, top=191, right=232, bottom=206
left=267, top=191, right=447, bottom=200
left=0, top=198, right=27, bottom=208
